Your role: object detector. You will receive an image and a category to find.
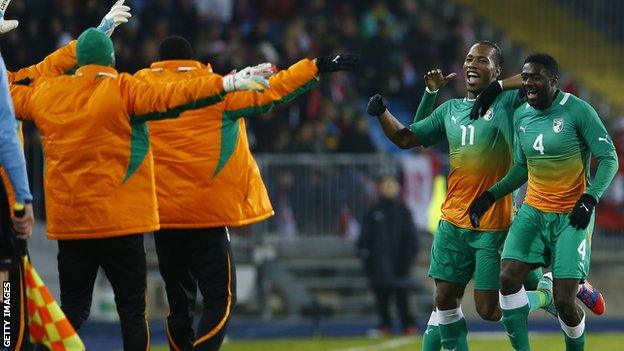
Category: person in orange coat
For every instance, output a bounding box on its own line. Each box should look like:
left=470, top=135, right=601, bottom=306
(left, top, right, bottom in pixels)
left=9, top=28, right=270, bottom=350
left=135, top=35, right=358, bottom=350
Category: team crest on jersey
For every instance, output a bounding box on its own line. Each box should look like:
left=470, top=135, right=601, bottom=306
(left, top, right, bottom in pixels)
left=483, top=108, right=494, bottom=121
left=553, top=118, right=564, bottom=133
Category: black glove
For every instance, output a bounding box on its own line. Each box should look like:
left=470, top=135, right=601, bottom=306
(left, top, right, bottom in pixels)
left=367, top=94, right=387, bottom=117
left=316, top=54, right=359, bottom=73
left=569, top=194, right=597, bottom=230
left=468, top=191, right=496, bottom=228
left=470, top=80, right=503, bottom=120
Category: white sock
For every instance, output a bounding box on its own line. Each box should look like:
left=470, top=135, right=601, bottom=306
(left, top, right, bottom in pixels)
left=559, top=311, right=585, bottom=339
left=437, top=306, right=464, bottom=325
left=499, top=286, right=529, bottom=310
left=427, top=310, right=439, bottom=327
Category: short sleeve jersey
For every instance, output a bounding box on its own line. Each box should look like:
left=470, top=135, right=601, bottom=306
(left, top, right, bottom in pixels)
left=409, top=90, right=522, bottom=231
left=512, top=90, right=615, bottom=212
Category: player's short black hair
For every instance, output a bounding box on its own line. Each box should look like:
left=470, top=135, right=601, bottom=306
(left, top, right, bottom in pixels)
left=159, top=35, right=194, bottom=60
left=475, top=40, right=503, bottom=67
left=524, top=53, right=559, bottom=77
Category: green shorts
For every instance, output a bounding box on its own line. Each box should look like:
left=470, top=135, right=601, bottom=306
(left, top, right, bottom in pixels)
left=429, top=220, right=506, bottom=290
left=502, top=204, right=593, bottom=280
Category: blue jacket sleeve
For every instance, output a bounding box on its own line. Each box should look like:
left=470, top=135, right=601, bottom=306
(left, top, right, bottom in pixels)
left=0, top=56, right=32, bottom=203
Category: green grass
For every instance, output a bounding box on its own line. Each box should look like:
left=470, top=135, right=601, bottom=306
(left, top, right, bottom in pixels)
left=153, top=333, right=623, bottom=351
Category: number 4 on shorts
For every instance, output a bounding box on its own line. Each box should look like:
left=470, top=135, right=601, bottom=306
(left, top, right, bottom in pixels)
left=577, top=239, right=586, bottom=261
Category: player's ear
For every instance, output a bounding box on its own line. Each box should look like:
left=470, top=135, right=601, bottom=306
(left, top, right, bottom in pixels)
left=493, top=65, right=502, bottom=79
left=549, top=74, right=558, bottom=86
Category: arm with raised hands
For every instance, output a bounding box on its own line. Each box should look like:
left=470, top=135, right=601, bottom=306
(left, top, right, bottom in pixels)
left=414, top=69, right=456, bottom=123
left=126, top=68, right=271, bottom=124
left=8, top=1, right=132, bottom=83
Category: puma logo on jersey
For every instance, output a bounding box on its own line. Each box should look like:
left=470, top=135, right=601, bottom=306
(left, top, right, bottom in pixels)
left=598, top=135, right=610, bottom=144
left=451, top=115, right=457, bottom=124
left=520, top=125, right=527, bottom=134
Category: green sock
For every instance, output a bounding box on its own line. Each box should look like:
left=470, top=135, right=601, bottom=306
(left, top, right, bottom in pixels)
left=438, top=308, right=468, bottom=351
left=500, top=288, right=531, bottom=351
left=527, top=290, right=550, bottom=313
left=560, top=313, right=585, bottom=351
left=422, top=311, right=441, bottom=351
left=563, top=332, right=585, bottom=351
left=523, top=268, right=543, bottom=290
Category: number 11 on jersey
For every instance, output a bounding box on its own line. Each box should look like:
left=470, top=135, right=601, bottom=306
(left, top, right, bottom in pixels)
left=460, top=125, right=475, bottom=146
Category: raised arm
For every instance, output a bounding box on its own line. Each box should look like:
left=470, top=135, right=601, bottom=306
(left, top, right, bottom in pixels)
left=8, top=41, right=77, bottom=84
left=126, top=68, right=271, bottom=123
left=414, top=69, right=456, bottom=122
left=222, top=59, right=318, bottom=118
left=7, top=1, right=132, bottom=83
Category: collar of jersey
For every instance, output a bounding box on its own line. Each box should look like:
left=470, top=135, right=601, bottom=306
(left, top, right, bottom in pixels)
left=528, top=89, right=564, bottom=114
left=75, top=65, right=118, bottom=78
left=150, top=60, right=212, bottom=72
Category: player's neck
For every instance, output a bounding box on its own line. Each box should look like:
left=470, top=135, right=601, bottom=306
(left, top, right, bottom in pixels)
left=534, top=89, right=560, bottom=110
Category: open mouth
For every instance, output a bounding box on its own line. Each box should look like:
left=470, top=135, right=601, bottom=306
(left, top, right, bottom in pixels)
left=466, top=71, right=480, bottom=85
left=525, top=88, right=538, bottom=100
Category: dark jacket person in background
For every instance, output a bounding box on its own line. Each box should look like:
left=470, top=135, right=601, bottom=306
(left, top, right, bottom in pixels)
left=357, top=175, right=419, bottom=336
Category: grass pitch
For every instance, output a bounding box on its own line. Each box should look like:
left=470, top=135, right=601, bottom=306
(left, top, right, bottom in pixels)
left=154, top=333, right=623, bottom=351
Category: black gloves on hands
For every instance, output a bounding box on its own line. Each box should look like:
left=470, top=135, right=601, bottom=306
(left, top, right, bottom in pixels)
left=468, top=191, right=496, bottom=228
left=470, top=80, right=503, bottom=120
left=569, top=194, right=597, bottom=230
left=367, top=94, right=387, bottom=117
left=316, top=54, right=359, bottom=73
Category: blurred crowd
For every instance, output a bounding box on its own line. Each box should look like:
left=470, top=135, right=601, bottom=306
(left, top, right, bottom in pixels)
left=0, top=0, right=488, bottom=154
left=1, top=0, right=623, bottom=229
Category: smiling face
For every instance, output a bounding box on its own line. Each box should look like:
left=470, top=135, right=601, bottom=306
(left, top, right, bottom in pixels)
left=521, top=62, right=558, bottom=110
left=463, top=43, right=502, bottom=98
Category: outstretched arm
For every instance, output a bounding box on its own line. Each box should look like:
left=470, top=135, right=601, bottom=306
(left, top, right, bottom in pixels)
left=222, top=59, right=319, bottom=118
left=126, top=68, right=271, bottom=123
left=367, top=94, right=421, bottom=149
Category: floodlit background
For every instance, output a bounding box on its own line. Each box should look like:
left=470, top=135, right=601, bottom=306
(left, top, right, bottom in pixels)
left=3, top=0, right=623, bottom=350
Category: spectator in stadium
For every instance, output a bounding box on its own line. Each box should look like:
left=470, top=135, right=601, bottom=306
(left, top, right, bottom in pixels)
left=138, top=35, right=358, bottom=350
left=9, top=26, right=269, bottom=349
left=357, top=175, right=418, bottom=336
